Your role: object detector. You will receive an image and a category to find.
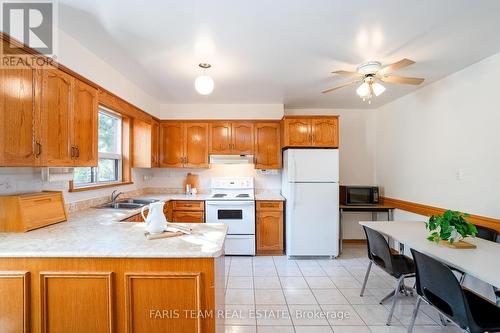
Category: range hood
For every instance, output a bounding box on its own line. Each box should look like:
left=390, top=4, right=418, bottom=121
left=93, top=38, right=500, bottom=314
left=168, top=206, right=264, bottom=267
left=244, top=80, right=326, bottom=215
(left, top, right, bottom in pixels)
left=209, top=154, right=254, bottom=165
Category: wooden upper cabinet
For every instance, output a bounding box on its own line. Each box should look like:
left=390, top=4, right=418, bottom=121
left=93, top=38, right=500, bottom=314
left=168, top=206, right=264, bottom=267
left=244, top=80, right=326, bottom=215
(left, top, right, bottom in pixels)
left=209, top=122, right=232, bottom=154
left=282, top=116, right=339, bottom=148
left=159, top=122, right=183, bottom=168
left=72, top=79, right=98, bottom=166
left=132, top=118, right=153, bottom=168
left=151, top=120, right=159, bottom=167
left=41, top=69, right=74, bottom=166
left=184, top=123, right=209, bottom=168
left=254, top=122, right=281, bottom=169
left=283, top=118, right=311, bottom=147
left=232, top=122, right=254, bottom=154
left=312, top=118, right=338, bottom=147
left=0, top=65, right=40, bottom=166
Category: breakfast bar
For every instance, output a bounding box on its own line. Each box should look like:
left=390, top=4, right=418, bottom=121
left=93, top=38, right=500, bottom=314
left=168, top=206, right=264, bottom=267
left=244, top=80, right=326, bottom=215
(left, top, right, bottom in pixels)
left=0, top=207, right=227, bottom=333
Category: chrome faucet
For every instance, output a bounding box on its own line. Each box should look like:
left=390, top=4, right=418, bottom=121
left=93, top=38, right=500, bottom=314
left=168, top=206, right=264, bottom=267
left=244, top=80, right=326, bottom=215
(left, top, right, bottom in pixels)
left=111, top=190, right=124, bottom=203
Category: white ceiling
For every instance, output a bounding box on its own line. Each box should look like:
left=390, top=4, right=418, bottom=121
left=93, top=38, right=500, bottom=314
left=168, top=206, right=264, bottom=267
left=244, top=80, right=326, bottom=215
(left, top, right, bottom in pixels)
left=59, top=0, right=500, bottom=109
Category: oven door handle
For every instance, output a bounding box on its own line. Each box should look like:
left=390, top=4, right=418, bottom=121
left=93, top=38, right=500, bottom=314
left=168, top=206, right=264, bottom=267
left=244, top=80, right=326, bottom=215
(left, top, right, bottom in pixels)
left=206, top=201, right=255, bottom=206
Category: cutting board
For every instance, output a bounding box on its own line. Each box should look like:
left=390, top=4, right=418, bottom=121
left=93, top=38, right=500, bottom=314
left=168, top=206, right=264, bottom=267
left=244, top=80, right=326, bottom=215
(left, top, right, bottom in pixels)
left=439, top=240, right=477, bottom=249
left=183, top=173, right=199, bottom=190
left=144, top=230, right=184, bottom=240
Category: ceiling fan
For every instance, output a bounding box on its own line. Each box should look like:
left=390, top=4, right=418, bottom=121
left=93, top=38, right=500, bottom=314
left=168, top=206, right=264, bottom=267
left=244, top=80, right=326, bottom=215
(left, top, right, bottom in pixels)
left=322, top=58, right=424, bottom=104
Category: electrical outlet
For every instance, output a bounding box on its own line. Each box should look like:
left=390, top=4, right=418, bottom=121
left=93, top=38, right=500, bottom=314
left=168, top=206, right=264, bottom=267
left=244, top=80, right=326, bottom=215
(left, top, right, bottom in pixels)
left=257, top=169, right=279, bottom=175
left=456, top=169, right=464, bottom=181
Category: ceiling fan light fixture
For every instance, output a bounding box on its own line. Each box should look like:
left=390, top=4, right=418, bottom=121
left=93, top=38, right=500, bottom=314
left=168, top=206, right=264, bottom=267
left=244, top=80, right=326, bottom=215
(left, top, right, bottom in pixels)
left=372, top=82, right=386, bottom=96
left=195, top=63, right=214, bottom=95
left=356, top=82, right=370, bottom=97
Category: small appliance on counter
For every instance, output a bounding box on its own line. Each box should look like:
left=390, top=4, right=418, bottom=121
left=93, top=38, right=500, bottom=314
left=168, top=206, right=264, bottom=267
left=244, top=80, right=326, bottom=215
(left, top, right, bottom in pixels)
left=205, top=177, right=255, bottom=255
left=339, top=186, right=379, bottom=205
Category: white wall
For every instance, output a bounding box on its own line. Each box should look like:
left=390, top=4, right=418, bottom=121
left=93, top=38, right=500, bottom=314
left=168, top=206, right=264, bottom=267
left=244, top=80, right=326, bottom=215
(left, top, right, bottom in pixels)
left=376, top=52, right=500, bottom=219
left=285, top=108, right=378, bottom=239
left=158, top=104, right=284, bottom=119
left=57, top=30, right=160, bottom=115
left=146, top=164, right=281, bottom=192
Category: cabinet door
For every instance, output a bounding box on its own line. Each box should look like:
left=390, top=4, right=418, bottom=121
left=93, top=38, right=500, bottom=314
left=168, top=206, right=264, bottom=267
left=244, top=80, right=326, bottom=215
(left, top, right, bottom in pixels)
left=41, top=69, right=74, bottom=166
left=283, top=119, right=311, bottom=147
left=312, top=118, right=338, bottom=147
left=132, top=118, right=153, bottom=168
left=173, top=211, right=204, bottom=223
left=72, top=79, right=98, bottom=166
left=159, top=122, right=184, bottom=167
left=184, top=123, right=209, bottom=168
left=254, top=122, right=281, bottom=169
left=0, top=66, right=39, bottom=166
left=232, top=122, right=254, bottom=154
left=209, top=122, right=232, bottom=154
left=151, top=121, right=159, bottom=167
left=256, top=211, right=283, bottom=254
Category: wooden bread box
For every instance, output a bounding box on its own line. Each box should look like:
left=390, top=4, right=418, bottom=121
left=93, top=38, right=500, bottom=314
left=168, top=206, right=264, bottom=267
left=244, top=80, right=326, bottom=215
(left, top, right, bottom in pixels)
left=0, top=191, right=67, bottom=232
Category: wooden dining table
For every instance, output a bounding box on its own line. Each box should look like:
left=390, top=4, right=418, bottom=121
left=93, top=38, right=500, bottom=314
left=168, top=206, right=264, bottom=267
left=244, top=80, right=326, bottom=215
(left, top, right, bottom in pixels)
left=359, top=221, right=500, bottom=289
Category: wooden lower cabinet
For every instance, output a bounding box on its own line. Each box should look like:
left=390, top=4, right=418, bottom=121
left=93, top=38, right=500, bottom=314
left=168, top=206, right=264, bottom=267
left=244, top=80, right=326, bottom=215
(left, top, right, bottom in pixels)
left=121, top=201, right=205, bottom=223
left=0, top=257, right=225, bottom=333
left=256, top=201, right=284, bottom=255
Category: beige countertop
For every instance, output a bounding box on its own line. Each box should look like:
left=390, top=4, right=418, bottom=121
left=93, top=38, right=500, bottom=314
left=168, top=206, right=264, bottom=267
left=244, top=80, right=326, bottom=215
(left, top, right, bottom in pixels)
left=0, top=201, right=227, bottom=258
left=255, top=192, right=286, bottom=201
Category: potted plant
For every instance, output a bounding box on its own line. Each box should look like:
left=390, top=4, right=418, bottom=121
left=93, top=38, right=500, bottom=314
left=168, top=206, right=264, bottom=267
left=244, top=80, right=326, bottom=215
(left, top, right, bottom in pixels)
left=426, top=210, right=477, bottom=245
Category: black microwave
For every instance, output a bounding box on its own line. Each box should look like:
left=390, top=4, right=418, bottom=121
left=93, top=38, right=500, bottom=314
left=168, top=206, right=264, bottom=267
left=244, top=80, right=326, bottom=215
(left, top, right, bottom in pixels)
left=340, top=186, right=379, bottom=205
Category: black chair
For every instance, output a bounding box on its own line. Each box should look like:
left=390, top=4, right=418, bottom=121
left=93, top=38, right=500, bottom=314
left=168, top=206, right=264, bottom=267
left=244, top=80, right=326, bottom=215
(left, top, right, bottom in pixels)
left=361, top=226, right=415, bottom=325
left=408, top=249, right=500, bottom=333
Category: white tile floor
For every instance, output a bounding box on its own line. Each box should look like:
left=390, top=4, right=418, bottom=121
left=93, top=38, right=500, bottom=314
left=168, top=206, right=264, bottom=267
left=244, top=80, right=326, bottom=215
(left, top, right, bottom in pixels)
left=224, top=244, right=462, bottom=333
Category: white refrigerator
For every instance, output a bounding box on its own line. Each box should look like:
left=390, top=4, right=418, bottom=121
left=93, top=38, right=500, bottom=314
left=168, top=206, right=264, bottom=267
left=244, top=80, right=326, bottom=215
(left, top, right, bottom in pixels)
left=281, top=149, right=340, bottom=257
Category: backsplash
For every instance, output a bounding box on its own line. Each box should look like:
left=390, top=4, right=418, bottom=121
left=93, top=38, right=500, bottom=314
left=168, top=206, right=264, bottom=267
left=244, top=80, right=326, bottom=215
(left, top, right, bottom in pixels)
left=0, top=164, right=281, bottom=211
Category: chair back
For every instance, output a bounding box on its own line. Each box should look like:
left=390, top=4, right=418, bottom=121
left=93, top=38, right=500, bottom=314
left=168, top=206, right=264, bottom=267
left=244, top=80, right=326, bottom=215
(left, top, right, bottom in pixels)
left=363, top=226, right=393, bottom=272
left=411, top=249, right=470, bottom=329
left=476, top=225, right=497, bottom=242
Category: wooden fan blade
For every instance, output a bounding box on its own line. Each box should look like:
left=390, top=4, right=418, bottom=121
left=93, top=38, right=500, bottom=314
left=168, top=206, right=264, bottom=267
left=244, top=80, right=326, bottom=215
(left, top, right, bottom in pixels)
left=321, top=80, right=360, bottom=94
left=380, top=76, right=424, bottom=85
left=331, top=70, right=363, bottom=77
left=378, top=58, right=415, bottom=76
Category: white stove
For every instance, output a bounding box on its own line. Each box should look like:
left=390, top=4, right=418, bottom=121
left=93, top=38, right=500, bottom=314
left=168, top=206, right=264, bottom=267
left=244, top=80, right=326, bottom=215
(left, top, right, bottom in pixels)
left=205, top=177, right=256, bottom=255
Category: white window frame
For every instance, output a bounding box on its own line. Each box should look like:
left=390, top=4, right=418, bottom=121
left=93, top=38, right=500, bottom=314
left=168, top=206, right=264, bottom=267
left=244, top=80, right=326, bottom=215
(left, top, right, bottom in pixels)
left=73, top=106, right=123, bottom=188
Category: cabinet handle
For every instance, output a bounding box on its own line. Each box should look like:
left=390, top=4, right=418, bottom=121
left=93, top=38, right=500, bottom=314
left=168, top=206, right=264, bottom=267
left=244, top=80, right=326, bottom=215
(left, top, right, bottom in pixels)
left=34, top=142, right=42, bottom=157
left=76, top=147, right=80, bottom=158
left=71, top=146, right=75, bottom=158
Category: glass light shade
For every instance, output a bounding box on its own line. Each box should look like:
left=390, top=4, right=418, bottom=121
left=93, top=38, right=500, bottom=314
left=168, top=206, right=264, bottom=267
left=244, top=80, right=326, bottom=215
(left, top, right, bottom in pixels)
left=356, top=82, right=370, bottom=97
left=195, top=75, right=214, bottom=95
left=372, top=82, right=386, bottom=96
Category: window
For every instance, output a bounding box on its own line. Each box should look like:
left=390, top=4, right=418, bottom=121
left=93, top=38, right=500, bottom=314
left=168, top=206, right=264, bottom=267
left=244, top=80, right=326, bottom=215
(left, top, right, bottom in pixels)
left=73, top=107, right=122, bottom=187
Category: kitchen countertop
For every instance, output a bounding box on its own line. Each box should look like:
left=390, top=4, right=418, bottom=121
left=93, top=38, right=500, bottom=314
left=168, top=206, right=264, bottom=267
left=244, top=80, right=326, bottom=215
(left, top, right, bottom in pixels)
left=0, top=201, right=227, bottom=258
left=255, top=192, right=286, bottom=201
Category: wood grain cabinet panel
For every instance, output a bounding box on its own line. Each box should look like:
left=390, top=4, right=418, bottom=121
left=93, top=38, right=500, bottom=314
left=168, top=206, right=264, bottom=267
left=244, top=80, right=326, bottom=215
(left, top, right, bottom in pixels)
left=72, top=79, right=98, bottom=166
left=254, top=122, right=281, bottom=169
left=40, top=272, right=113, bottom=333
left=125, top=273, right=202, bottom=333
left=173, top=211, right=205, bottom=223
left=151, top=120, right=160, bottom=167
left=282, top=116, right=339, bottom=148
left=132, top=119, right=153, bottom=168
left=184, top=123, right=209, bottom=168
left=312, top=118, right=338, bottom=147
left=283, top=118, right=311, bottom=147
left=231, top=122, right=254, bottom=154
left=172, top=201, right=205, bottom=211
left=209, top=122, right=232, bottom=154
left=256, top=201, right=284, bottom=255
left=41, top=69, right=74, bottom=166
left=159, top=122, right=184, bottom=167
left=0, top=272, right=29, bottom=333
left=0, top=66, right=39, bottom=166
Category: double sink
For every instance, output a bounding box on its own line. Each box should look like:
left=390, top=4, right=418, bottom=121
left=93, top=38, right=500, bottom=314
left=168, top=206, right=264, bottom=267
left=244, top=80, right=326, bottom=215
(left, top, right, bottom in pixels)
left=98, top=198, right=158, bottom=210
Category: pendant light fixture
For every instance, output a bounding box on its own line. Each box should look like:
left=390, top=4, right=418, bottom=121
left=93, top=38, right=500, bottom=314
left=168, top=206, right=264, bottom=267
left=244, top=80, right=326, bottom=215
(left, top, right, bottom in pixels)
left=195, top=63, right=214, bottom=95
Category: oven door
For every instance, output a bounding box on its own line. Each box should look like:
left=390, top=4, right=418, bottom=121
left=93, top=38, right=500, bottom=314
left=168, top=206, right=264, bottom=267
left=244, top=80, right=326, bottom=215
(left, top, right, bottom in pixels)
left=205, top=201, right=256, bottom=235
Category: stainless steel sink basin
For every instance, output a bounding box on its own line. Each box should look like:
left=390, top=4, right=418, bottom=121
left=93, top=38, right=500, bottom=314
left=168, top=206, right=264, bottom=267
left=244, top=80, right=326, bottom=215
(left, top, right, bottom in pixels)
left=117, top=198, right=158, bottom=205
left=98, top=202, right=144, bottom=209
left=96, top=198, right=159, bottom=209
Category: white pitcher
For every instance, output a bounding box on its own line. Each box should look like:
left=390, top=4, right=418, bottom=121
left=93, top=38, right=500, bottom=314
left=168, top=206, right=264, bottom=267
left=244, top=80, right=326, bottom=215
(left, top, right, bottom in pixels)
left=141, top=201, right=167, bottom=234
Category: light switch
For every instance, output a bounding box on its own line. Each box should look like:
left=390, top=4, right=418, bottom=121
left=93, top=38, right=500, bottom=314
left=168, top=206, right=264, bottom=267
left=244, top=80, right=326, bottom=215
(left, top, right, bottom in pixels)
left=456, top=169, right=464, bottom=181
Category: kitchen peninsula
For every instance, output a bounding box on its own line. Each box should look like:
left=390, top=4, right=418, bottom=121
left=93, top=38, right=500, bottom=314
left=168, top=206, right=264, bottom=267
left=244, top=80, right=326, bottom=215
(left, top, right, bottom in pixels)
left=0, top=206, right=227, bottom=333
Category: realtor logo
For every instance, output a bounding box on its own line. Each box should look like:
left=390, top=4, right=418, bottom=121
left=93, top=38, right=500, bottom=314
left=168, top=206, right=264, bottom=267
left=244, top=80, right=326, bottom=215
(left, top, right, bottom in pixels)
left=2, top=1, right=54, bottom=55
